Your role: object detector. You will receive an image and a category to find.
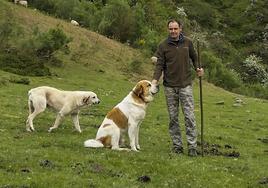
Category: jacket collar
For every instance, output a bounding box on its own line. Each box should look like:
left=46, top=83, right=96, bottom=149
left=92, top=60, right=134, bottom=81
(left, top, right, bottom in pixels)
left=167, top=33, right=184, bottom=45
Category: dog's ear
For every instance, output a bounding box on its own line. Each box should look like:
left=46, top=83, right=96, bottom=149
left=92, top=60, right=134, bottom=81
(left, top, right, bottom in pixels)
left=133, top=83, right=144, bottom=97
left=82, top=96, right=90, bottom=105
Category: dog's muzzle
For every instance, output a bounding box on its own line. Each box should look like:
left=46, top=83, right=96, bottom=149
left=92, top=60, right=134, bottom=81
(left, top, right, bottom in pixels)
left=94, top=100, right=100, bottom=104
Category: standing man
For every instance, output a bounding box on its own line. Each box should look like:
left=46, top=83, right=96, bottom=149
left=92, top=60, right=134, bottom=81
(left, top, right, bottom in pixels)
left=152, top=19, right=204, bottom=157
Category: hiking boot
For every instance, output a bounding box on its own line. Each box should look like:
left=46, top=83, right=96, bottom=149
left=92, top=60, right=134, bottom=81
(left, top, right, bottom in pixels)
left=188, top=148, right=197, bottom=157
left=173, top=147, right=184, bottom=155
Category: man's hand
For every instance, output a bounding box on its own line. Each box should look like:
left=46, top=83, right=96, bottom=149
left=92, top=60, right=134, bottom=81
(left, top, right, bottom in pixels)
left=196, top=68, right=204, bottom=77
left=152, top=79, right=158, bottom=85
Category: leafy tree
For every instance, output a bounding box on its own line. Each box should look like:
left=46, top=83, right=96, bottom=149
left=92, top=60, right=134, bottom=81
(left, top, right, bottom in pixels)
left=96, top=0, right=137, bottom=43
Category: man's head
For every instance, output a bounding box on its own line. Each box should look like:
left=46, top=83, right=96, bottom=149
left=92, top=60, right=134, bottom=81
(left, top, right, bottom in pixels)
left=167, top=19, right=182, bottom=39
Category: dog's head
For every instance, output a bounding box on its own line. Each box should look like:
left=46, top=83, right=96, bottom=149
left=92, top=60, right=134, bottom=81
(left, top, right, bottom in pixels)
left=132, top=80, right=159, bottom=103
left=83, top=92, right=100, bottom=105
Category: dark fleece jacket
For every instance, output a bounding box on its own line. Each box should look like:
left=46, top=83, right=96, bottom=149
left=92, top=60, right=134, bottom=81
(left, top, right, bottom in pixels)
left=153, top=34, right=197, bottom=87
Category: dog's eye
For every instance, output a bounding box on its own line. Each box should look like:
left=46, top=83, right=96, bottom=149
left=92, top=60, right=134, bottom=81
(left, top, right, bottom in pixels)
left=147, top=83, right=151, bottom=87
left=92, top=96, right=96, bottom=99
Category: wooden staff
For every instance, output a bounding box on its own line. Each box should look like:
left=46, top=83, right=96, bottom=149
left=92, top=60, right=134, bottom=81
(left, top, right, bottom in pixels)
left=197, top=40, right=204, bottom=157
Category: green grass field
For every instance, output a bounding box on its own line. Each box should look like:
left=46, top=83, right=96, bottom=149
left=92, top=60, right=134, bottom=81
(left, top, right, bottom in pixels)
left=0, top=1, right=267, bottom=187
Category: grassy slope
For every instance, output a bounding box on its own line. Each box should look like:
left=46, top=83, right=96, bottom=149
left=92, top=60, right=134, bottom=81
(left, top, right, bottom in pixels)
left=0, top=1, right=267, bottom=187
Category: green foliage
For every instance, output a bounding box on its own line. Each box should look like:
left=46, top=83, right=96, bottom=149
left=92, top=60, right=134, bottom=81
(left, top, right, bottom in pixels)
left=2, top=0, right=268, bottom=100
left=35, top=27, right=71, bottom=60
left=95, top=0, right=138, bottom=43
left=71, top=1, right=98, bottom=28
left=180, top=0, right=219, bottom=29
left=27, top=0, right=56, bottom=14
left=202, top=51, right=242, bottom=90
left=8, top=76, right=30, bottom=85
left=0, top=10, right=22, bottom=50
left=54, top=0, right=78, bottom=20
left=0, top=49, right=50, bottom=76
left=136, top=28, right=160, bottom=53
left=240, top=55, right=268, bottom=85
left=0, top=11, right=70, bottom=76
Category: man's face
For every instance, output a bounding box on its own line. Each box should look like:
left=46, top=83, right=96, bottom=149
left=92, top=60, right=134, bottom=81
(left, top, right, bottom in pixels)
left=168, top=22, right=181, bottom=39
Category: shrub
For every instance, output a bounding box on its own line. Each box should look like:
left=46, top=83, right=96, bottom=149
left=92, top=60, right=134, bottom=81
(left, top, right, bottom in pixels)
left=0, top=49, right=51, bottom=76
left=9, top=76, right=30, bottom=85
left=28, top=0, right=56, bottom=14
left=202, top=51, right=242, bottom=89
left=240, top=54, right=268, bottom=85
left=96, top=0, right=137, bottom=43
left=35, top=27, right=71, bottom=60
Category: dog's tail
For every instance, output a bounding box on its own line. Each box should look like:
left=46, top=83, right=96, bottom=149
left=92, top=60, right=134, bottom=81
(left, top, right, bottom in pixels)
left=84, top=139, right=104, bottom=148
left=28, top=90, right=35, bottom=114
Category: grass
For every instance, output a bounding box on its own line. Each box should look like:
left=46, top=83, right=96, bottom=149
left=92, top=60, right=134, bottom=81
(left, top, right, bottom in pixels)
left=0, top=1, right=268, bottom=187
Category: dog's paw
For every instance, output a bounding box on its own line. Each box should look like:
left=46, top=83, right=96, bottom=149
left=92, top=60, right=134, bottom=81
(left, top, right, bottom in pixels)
left=136, top=145, right=141, bottom=150
left=131, top=147, right=140, bottom=152
left=26, top=128, right=33, bottom=132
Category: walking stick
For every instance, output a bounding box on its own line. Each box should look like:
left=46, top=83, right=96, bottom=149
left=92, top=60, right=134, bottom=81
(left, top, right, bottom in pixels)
left=197, top=41, right=204, bottom=157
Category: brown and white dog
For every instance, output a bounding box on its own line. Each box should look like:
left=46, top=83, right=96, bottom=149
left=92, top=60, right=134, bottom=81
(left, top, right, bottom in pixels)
left=26, top=86, right=100, bottom=133
left=84, top=80, right=158, bottom=151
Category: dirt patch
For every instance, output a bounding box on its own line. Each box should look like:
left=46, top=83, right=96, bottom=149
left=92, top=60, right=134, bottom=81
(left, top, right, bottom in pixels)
left=257, top=138, right=268, bottom=144
left=197, top=141, right=240, bottom=158
left=90, top=163, right=104, bottom=173
left=21, top=168, right=31, bottom=173
left=39, top=159, right=54, bottom=168
left=137, top=175, right=151, bottom=183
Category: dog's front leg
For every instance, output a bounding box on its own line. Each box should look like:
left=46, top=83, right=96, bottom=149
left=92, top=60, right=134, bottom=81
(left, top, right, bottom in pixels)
left=128, top=123, right=138, bottom=152
left=135, top=124, right=141, bottom=150
left=71, top=112, right=81, bottom=133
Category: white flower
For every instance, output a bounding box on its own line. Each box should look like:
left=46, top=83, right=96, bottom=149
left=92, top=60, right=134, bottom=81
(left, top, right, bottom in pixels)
left=176, top=7, right=187, bottom=17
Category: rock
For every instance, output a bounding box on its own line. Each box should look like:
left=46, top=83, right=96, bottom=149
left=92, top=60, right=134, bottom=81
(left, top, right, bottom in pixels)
left=215, top=101, right=224, bottom=105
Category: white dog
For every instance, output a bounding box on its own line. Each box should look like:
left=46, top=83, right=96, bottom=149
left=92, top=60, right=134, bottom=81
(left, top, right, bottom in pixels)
left=84, top=80, right=158, bottom=151
left=26, top=86, right=100, bottom=133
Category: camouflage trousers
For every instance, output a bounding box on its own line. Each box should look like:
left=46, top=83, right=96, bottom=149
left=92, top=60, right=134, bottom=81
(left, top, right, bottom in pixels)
left=164, top=85, right=197, bottom=149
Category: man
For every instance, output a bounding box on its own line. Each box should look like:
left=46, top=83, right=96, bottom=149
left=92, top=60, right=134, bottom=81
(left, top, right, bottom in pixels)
left=152, top=19, right=204, bottom=157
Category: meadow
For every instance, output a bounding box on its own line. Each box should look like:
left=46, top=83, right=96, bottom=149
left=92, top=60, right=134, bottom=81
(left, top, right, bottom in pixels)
left=0, top=1, right=267, bottom=187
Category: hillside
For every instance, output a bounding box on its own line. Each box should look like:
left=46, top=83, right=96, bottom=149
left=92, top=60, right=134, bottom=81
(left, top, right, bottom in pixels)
left=0, top=0, right=152, bottom=81
left=0, top=1, right=268, bottom=187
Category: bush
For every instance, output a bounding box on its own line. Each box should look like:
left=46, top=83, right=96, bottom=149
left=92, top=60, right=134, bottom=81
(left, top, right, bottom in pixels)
left=9, top=76, right=30, bottom=85
left=202, top=51, right=242, bottom=89
left=35, top=27, right=71, bottom=60
left=0, top=25, right=70, bottom=76
left=0, top=49, right=51, bottom=76
left=28, top=0, right=56, bottom=14
left=96, top=0, right=139, bottom=43
left=240, top=54, right=268, bottom=85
